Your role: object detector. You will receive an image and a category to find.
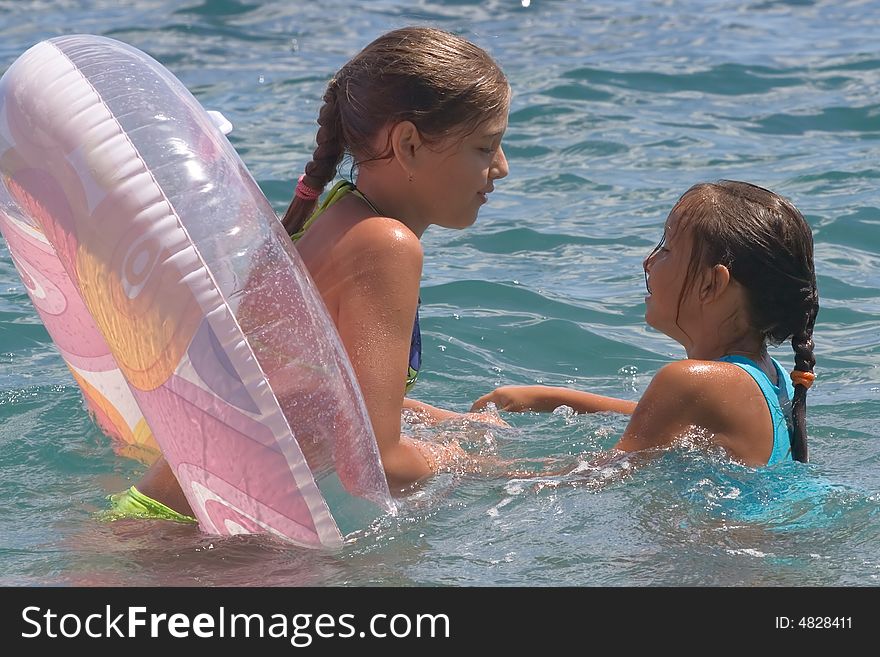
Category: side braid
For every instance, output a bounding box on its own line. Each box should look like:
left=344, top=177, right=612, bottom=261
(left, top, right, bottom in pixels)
left=281, top=81, right=345, bottom=236
left=790, top=280, right=818, bottom=462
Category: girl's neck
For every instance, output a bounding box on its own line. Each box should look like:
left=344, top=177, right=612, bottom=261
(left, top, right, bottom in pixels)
left=354, top=169, right=429, bottom=238
left=680, top=321, right=777, bottom=381
left=722, top=346, right=769, bottom=364
left=685, top=334, right=767, bottom=364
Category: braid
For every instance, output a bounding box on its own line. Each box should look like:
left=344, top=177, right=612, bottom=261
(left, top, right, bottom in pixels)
left=790, top=280, right=818, bottom=462
left=281, top=81, right=345, bottom=236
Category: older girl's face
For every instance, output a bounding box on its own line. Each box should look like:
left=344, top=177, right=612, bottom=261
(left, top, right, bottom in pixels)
left=412, top=111, right=509, bottom=231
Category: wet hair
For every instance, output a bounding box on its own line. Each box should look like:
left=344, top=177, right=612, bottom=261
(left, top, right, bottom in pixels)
left=656, top=180, right=818, bottom=462
left=281, top=26, right=510, bottom=235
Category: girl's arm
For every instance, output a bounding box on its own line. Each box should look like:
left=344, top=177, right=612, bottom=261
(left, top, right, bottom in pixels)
left=471, top=361, right=759, bottom=481
left=335, top=218, right=466, bottom=489
left=613, top=362, right=700, bottom=452
left=403, top=397, right=509, bottom=426
left=477, top=364, right=706, bottom=481
left=402, top=397, right=458, bottom=421
left=614, top=360, right=769, bottom=466
left=471, top=385, right=637, bottom=415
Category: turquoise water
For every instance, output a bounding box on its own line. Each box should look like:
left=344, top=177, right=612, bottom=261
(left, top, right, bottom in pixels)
left=1, top=0, right=879, bottom=587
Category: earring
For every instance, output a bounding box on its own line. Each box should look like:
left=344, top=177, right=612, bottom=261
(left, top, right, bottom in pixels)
left=408, top=172, right=414, bottom=183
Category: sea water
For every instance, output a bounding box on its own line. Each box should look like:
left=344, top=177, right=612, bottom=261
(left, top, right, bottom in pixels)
left=0, top=0, right=878, bottom=587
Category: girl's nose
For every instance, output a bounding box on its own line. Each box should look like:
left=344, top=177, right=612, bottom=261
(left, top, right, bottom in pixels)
left=491, top=145, right=509, bottom=180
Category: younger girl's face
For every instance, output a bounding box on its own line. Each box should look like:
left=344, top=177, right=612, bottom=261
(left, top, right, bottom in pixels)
left=642, top=211, right=702, bottom=345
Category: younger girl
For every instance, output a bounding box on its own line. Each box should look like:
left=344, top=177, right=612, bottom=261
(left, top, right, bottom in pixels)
left=472, top=181, right=818, bottom=467
left=126, top=27, right=511, bottom=518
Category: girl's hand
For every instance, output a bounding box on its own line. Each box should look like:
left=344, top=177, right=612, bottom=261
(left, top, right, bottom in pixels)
left=470, top=386, right=544, bottom=412
left=465, top=408, right=509, bottom=427
left=403, top=397, right=509, bottom=427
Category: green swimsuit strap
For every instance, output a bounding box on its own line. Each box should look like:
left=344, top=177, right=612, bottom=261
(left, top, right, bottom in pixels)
left=290, top=179, right=379, bottom=242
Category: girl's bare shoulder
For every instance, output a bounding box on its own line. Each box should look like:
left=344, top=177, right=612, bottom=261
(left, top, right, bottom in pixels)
left=651, top=359, right=771, bottom=443
left=342, top=214, right=423, bottom=256
left=651, top=359, right=760, bottom=401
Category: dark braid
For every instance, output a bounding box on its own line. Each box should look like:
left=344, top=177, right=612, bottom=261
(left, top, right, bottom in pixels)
left=281, top=82, right=344, bottom=235
left=790, top=275, right=818, bottom=462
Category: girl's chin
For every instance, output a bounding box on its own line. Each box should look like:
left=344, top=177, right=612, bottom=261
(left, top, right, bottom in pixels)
left=643, top=312, right=663, bottom=334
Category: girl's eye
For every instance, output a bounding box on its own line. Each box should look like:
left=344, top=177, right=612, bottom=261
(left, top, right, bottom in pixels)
left=647, top=241, right=666, bottom=259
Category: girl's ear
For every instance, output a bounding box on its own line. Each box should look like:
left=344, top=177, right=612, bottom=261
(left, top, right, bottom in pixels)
left=699, top=264, right=731, bottom=303
left=389, top=120, right=422, bottom=174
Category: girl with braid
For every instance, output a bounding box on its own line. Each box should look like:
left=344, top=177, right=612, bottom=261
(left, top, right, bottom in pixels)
left=127, top=27, right=511, bottom=517
left=280, top=26, right=510, bottom=488
left=472, top=181, right=818, bottom=467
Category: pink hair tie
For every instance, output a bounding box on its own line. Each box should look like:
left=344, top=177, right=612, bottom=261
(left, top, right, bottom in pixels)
left=295, top=174, right=321, bottom=201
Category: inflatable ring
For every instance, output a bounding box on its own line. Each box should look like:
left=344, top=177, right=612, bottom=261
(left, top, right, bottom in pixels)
left=0, top=35, right=394, bottom=549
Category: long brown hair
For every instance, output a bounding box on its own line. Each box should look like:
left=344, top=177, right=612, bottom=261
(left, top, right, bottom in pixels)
left=669, top=180, right=819, bottom=462
left=281, top=26, right=510, bottom=235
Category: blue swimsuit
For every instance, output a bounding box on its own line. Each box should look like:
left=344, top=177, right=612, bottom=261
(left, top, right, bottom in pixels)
left=292, top=180, right=421, bottom=393
left=717, top=355, right=795, bottom=465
